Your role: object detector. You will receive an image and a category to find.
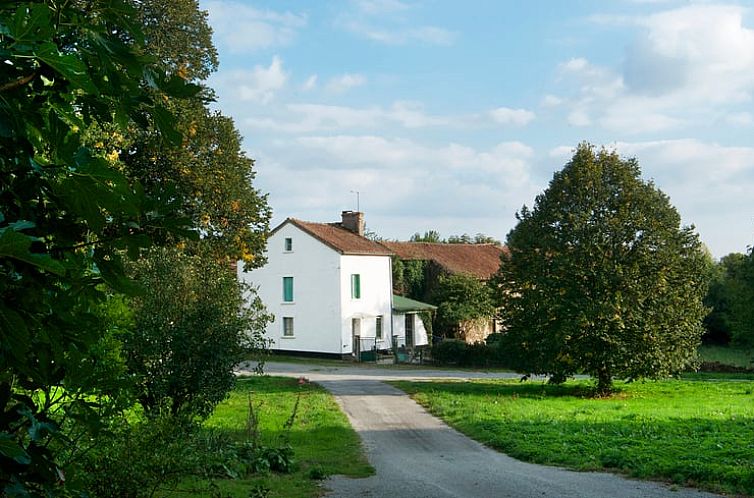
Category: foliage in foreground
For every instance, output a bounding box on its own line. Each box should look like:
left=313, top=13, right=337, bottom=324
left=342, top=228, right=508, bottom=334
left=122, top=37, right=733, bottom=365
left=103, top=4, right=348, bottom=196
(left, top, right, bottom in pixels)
left=394, top=378, right=754, bottom=496
left=494, top=144, right=709, bottom=392
left=0, top=1, right=200, bottom=493
left=0, top=0, right=271, bottom=494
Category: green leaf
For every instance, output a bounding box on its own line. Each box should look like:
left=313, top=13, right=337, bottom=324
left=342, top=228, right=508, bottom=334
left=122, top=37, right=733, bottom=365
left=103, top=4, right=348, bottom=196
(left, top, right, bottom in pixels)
left=55, top=148, right=139, bottom=230
left=0, top=305, right=30, bottom=361
left=0, top=433, right=30, bottom=465
left=160, top=74, right=202, bottom=98
left=8, top=4, right=53, bottom=42
left=50, top=102, right=85, bottom=130
left=152, top=105, right=182, bottom=146
left=0, top=228, right=64, bottom=275
left=36, top=43, right=98, bottom=94
left=94, top=251, right=143, bottom=296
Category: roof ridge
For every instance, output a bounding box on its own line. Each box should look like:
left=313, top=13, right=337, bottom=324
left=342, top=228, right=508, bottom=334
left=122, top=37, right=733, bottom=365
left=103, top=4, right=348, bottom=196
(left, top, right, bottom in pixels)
left=284, top=218, right=393, bottom=256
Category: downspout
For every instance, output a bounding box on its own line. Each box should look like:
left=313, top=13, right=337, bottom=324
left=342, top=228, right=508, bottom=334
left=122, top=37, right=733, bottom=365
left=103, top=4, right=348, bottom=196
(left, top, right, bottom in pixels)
left=389, top=256, right=395, bottom=352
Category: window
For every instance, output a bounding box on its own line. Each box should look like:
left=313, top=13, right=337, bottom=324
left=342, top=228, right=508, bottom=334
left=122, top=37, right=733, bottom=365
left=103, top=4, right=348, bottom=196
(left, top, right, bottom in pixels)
left=376, top=316, right=383, bottom=339
left=283, top=277, right=294, bottom=302
left=283, top=317, right=294, bottom=337
left=405, top=314, right=414, bottom=347
left=284, top=237, right=292, bottom=252
left=350, top=274, right=361, bottom=299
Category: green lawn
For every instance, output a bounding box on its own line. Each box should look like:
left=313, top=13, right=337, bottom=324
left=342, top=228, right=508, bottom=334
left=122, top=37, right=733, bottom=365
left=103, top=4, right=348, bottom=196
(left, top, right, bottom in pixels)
left=165, top=376, right=373, bottom=497
left=392, top=378, right=754, bottom=496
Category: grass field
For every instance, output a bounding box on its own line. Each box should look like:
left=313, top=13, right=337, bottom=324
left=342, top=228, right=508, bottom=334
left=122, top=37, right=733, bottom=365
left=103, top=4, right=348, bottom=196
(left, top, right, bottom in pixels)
left=392, top=378, right=754, bottom=496
left=698, top=344, right=754, bottom=369
left=166, top=376, right=373, bottom=497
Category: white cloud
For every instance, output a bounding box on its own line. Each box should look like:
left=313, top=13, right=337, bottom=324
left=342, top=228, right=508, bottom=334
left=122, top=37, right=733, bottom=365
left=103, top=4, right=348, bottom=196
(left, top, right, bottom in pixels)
left=489, top=107, right=536, bottom=126
left=213, top=56, right=287, bottom=104
left=353, top=0, right=410, bottom=15
left=541, top=95, right=563, bottom=108
left=342, top=20, right=457, bottom=45
left=204, top=2, right=307, bottom=53
left=625, top=5, right=754, bottom=102
left=725, top=111, right=753, bottom=126
left=325, top=73, right=367, bottom=93
left=552, top=5, right=754, bottom=134
left=336, top=0, right=457, bottom=46
left=257, top=135, right=539, bottom=228
left=243, top=101, right=452, bottom=133
left=567, top=109, right=591, bottom=127
left=302, top=75, right=318, bottom=91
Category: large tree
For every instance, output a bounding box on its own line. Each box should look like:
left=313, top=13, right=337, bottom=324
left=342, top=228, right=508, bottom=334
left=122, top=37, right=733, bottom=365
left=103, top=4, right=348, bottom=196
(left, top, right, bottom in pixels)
left=494, top=144, right=709, bottom=393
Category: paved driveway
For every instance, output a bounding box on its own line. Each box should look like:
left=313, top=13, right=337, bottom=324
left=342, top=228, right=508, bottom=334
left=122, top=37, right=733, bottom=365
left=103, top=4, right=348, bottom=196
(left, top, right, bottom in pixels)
left=238, top=361, right=720, bottom=498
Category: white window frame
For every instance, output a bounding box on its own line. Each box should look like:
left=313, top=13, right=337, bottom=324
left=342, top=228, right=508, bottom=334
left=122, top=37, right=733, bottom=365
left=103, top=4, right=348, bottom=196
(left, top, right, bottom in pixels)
left=282, top=317, right=294, bottom=337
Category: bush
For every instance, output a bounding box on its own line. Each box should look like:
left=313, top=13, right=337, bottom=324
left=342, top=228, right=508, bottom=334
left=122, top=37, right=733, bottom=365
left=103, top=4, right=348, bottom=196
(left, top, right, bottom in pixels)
left=485, top=332, right=505, bottom=346
left=80, top=419, right=296, bottom=497
left=432, top=339, right=505, bottom=368
left=79, top=417, right=201, bottom=497
left=124, top=246, right=271, bottom=420
left=432, top=339, right=468, bottom=365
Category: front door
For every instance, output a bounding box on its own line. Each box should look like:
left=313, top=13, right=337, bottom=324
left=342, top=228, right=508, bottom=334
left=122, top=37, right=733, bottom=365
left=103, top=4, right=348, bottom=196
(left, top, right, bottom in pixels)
left=405, top=314, right=414, bottom=348
left=352, top=318, right=361, bottom=356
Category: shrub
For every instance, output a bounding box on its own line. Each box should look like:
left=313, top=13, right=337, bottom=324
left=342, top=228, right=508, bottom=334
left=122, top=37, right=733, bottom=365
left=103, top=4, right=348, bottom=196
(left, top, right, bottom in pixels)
left=432, top=339, right=504, bottom=368
left=432, top=339, right=468, bottom=365
left=123, top=246, right=271, bottom=420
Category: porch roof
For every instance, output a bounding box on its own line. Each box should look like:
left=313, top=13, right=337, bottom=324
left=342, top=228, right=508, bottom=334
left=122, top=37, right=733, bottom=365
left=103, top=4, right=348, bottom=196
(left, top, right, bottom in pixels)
left=392, top=294, right=437, bottom=313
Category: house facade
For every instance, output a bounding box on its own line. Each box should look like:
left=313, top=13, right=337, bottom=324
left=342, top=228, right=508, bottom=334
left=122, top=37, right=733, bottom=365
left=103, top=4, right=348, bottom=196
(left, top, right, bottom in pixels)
left=239, top=211, right=430, bottom=358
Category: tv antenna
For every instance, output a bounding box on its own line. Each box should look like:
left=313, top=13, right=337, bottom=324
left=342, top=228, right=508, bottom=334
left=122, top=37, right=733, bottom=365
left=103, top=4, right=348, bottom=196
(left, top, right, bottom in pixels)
left=350, top=190, right=360, bottom=212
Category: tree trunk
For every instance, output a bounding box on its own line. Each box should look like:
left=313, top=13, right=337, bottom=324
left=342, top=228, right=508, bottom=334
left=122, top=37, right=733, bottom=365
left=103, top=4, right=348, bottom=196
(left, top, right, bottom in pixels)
left=596, top=369, right=613, bottom=395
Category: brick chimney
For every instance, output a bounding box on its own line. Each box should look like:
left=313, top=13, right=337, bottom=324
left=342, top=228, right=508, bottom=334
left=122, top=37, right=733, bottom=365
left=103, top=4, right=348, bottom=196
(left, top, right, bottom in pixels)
left=341, top=210, right=365, bottom=236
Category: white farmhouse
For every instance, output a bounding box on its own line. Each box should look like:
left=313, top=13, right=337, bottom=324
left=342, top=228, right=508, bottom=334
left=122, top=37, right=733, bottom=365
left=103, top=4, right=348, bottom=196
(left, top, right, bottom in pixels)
left=239, top=211, right=432, bottom=358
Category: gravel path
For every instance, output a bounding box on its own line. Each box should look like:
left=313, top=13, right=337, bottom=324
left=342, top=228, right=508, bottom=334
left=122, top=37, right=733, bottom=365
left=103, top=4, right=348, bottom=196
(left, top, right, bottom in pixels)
left=237, top=361, right=721, bottom=498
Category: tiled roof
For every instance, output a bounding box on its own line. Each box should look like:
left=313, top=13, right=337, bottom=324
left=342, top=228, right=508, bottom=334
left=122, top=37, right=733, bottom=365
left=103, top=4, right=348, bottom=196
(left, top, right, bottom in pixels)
left=383, top=241, right=507, bottom=279
left=285, top=219, right=394, bottom=256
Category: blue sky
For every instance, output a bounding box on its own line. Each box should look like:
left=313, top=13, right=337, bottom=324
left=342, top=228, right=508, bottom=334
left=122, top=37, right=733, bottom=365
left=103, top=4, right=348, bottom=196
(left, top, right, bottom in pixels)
left=201, top=0, right=754, bottom=257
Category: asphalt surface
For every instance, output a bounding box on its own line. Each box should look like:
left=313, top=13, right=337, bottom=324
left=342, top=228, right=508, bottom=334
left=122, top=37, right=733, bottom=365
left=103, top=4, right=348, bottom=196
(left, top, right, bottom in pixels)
left=237, top=361, right=721, bottom=498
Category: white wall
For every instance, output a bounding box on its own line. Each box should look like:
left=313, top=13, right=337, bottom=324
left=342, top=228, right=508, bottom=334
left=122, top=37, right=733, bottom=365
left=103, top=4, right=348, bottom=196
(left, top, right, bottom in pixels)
left=339, top=255, right=393, bottom=353
left=239, top=223, right=342, bottom=354
left=392, top=313, right=429, bottom=348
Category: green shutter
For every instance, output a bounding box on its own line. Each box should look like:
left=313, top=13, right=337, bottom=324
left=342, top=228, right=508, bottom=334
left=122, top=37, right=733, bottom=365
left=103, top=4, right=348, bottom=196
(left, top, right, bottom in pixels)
left=283, top=277, right=293, bottom=302
left=351, top=274, right=361, bottom=299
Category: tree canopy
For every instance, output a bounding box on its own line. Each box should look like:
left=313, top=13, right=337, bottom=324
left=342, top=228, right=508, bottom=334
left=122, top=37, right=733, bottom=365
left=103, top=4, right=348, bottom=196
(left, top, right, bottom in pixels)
left=494, top=144, right=709, bottom=392
left=432, top=273, right=496, bottom=336
left=409, top=230, right=501, bottom=245
left=707, top=251, right=754, bottom=348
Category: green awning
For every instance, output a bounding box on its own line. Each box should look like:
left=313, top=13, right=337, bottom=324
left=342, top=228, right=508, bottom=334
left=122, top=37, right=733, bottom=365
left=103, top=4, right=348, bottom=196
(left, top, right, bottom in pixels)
left=392, top=294, right=437, bottom=313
